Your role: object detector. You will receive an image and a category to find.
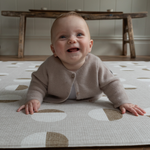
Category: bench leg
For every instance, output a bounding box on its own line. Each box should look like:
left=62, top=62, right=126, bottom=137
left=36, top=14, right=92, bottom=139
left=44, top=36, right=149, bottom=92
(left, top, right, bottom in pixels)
left=18, top=15, right=26, bottom=58
left=122, top=18, right=128, bottom=56
left=127, top=15, right=136, bottom=58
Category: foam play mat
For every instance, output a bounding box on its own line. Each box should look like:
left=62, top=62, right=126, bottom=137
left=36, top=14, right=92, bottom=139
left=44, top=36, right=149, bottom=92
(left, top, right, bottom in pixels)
left=0, top=60, right=150, bottom=148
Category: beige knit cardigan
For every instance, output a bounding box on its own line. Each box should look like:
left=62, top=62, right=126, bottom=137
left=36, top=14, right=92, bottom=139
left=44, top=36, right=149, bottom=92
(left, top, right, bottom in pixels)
left=26, top=53, right=130, bottom=108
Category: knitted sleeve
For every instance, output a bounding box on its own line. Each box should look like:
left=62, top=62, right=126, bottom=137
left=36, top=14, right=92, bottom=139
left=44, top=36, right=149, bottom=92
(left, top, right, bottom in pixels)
left=98, top=60, right=130, bottom=108
left=26, top=59, right=49, bottom=103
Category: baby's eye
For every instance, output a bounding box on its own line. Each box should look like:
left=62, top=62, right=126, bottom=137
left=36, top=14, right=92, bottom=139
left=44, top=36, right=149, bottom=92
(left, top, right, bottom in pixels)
left=77, top=33, right=83, bottom=37
left=59, top=35, right=66, bottom=39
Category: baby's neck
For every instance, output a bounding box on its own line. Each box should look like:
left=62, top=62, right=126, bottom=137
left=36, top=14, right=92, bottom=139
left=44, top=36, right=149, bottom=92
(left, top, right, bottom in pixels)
left=61, top=59, right=85, bottom=72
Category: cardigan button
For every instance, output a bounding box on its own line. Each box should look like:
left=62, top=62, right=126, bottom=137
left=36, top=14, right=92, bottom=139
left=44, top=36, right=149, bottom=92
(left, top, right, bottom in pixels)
left=71, top=74, right=75, bottom=78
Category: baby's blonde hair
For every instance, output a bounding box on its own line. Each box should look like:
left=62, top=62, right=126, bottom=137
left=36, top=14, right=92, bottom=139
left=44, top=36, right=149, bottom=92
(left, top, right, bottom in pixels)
left=50, top=11, right=90, bottom=42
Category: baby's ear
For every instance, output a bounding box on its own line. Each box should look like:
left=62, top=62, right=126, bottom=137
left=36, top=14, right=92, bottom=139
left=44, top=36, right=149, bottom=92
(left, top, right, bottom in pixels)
left=90, top=39, right=93, bottom=47
left=50, top=44, right=57, bottom=57
left=89, top=39, right=93, bottom=52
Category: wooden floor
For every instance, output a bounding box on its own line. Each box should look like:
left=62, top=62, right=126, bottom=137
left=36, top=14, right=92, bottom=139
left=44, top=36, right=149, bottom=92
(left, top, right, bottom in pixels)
left=0, top=55, right=150, bottom=61
left=0, top=55, right=150, bottom=150
left=1, top=146, right=150, bottom=150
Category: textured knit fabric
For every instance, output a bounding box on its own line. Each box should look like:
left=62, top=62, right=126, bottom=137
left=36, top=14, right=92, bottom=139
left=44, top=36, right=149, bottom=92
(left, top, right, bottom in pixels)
left=26, top=53, right=130, bottom=108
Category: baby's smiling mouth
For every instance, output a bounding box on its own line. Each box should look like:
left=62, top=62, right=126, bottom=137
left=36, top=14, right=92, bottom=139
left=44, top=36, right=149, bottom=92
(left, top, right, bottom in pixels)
left=67, top=48, right=80, bottom=52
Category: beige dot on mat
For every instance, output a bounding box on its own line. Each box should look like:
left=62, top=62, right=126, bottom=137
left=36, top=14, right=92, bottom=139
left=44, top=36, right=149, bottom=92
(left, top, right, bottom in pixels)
left=143, top=68, right=150, bottom=71
left=11, top=62, right=23, bottom=65
left=26, top=69, right=37, bottom=72
left=120, top=68, right=134, bottom=71
left=46, top=132, right=68, bottom=147
left=35, top=65, right=40, bottom=68
left=38, top=109, right=64, bottom=113
left=137, top=77, right=150, bottom=82
left=88, top=108, right=122, bottom=121
left=14, top=78, right=31, bottom=82
left=5, top=85, right=28, bottom=91
left=31, top=109, right=67, bottom=122
left=0, top=95, right=22, bottom=103
left=123, top=84, right=137, bottom=90
left=102, top=94, right=107, bottom=97
left=120, top=65, right=127, bottom=67
left=16, top=85, right=28, bottom=90
left=21, top=132, right=68, bottom=148
left=0, top=73, right=9, bottom=76
left=103, top=109, right=122, bottom=121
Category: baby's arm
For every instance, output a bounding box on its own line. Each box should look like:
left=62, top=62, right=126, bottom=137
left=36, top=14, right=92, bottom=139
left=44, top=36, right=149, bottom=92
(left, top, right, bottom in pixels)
left=98, top=61, right=146, bottom=116
left=119, top=103, right=146, bottom=116
left=17, top=99, right=41, bottom=115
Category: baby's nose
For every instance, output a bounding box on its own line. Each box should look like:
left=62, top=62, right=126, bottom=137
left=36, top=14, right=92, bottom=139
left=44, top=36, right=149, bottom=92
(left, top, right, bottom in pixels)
left=68, top=36, right=77, bottom=44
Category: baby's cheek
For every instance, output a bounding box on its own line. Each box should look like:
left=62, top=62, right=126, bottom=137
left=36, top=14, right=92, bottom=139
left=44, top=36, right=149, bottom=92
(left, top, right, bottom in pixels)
left=56, top=43, right=66, bottom=52
left=82, top=39, right=91, bottom=47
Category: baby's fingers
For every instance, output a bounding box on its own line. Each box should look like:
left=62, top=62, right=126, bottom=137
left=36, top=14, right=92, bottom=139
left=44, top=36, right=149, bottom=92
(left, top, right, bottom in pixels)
left=29, top=103, right=34, bottom=115
left=126, top=107, right=139, bottom=116
left=25, top=104, right=29, bottom=115
left=17, top=105, right=25, bottom=112
left=33, top=103, right=38, bottom=112
left=134, top=107, right=146, bottom=116
left=120, top=106, right=126, bottom=114
left=135, top=105, right=146, bottom=114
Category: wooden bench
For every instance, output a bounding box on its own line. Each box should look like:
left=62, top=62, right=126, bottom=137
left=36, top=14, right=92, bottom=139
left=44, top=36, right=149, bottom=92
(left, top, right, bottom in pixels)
left=1, top=10, right=147, bottom=58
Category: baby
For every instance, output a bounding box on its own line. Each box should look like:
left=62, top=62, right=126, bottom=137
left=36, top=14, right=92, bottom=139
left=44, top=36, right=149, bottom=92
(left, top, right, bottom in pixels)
left=17, top=12, right=146, bottom=116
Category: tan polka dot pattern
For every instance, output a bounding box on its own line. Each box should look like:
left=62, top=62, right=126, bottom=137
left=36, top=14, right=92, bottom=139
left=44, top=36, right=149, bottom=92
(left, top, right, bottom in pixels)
left=120, top=65, right=127, bottom=67
left=46, top=132, right=68, bottom=147
left=137, top=77, right=150, bottom=79
left=143, top=68, right=150, bottom=71
left=16, top=85, right=28, bottom=90
left=0, top=100, right=18, bottom=103
left=16, top=78, right=31, bottom=80
left=37, top=109, right=64, bottom=113
left=103, top=109, right=122, bottom=121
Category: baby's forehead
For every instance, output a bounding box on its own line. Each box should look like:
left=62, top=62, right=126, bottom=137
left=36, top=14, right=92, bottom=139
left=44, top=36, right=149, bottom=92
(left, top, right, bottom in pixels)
left=51, top=15, right=91, bottom=41
left=52, top=16, right=89, bottom=33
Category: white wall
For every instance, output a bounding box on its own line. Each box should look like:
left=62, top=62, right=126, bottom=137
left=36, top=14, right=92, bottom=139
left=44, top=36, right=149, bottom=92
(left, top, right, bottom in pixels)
left=0, top=0, right=150, bottom=56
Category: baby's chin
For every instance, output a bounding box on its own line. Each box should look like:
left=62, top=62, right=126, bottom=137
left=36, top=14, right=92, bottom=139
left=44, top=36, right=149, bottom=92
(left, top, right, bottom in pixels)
left=67, top=51, right=90, bottom=61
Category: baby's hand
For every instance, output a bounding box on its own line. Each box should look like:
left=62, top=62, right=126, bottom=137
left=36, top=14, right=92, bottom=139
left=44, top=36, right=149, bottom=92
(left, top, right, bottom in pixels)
left=119, top=103, right=146, bottom=116
left=17, top=99, right=41, bottom=115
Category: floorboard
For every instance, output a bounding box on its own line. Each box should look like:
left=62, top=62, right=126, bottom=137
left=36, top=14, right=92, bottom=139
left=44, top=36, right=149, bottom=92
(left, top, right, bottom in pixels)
left=0, top=55, right=150, bottom=61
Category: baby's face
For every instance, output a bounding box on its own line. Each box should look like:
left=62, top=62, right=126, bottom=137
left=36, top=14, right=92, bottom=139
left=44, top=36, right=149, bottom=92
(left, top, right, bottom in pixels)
left=50, top=16, right=93, bottom=70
